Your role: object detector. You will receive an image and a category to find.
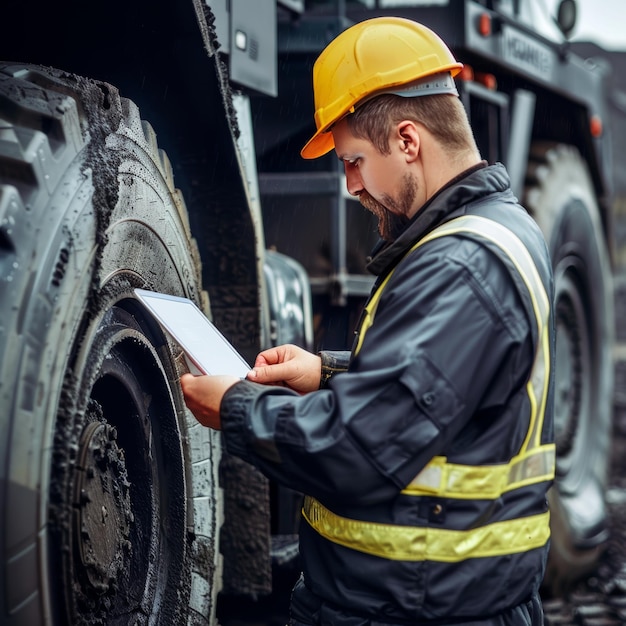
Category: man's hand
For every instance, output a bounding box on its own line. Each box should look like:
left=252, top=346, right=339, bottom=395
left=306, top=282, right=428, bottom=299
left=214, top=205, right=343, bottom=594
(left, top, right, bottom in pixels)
left=180, top=374, right=240, bottom=430
left=247, top=343, right=321, bottom=394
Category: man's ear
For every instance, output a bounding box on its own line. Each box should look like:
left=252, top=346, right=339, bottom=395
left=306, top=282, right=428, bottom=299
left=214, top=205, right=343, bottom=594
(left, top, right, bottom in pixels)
left=396, top=120, right=420, bottom=162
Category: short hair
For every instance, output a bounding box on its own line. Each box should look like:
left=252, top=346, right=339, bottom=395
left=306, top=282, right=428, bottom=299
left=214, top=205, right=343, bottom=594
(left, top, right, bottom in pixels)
left=346, top=93, right=479, bottom=156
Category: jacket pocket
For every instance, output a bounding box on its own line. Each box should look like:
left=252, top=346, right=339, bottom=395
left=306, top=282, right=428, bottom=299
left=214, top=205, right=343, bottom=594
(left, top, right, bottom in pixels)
left=347, top=350, right=465, bottom=485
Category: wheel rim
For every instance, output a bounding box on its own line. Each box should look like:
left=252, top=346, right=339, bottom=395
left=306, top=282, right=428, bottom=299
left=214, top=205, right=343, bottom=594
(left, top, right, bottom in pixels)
left=553, top=256, right=591, bottom=489
left=53, top=299, right=188, bottom=624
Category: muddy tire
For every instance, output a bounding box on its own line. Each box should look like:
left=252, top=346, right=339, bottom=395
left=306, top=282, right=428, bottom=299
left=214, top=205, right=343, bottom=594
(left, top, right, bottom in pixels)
left=0, top=64, right=221, bottom=624
left=525, top=142, right=615, bottom=595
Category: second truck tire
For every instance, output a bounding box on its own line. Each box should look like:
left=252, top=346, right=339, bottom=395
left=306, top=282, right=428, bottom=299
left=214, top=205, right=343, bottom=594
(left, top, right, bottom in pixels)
left=525, top=142, right=615, bottom=594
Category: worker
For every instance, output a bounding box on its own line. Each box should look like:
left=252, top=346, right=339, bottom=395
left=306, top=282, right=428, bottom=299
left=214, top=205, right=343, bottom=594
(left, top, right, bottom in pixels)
left=181, top=15, right=555, bottom=626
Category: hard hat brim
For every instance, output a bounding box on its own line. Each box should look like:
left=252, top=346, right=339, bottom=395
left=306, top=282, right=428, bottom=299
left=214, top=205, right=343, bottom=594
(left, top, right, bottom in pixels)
left=301, top=127, right=335, bottom=160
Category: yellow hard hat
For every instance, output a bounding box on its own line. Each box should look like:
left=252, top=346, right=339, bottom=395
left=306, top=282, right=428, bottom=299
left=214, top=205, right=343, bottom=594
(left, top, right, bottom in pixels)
left=301, top=16, right=463, bottom=159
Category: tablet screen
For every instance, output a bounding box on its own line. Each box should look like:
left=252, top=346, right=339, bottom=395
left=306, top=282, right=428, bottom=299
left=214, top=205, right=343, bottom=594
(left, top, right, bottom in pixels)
left=134, top=289, right=250, bottom=377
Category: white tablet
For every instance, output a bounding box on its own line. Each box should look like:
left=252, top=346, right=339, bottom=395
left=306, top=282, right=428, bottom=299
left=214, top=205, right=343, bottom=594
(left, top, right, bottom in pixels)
left=134, top=289, right=250, bottom=377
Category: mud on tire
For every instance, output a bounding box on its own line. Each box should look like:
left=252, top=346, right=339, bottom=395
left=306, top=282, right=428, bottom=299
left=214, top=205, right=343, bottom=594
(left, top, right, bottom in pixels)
left=0, top=64, right=221, bottom=624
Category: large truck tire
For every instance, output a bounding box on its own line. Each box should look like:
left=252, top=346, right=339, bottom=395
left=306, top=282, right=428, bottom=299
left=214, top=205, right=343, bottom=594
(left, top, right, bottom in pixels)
left=525, top=142, right=615, bottom=595
left=0, top=64, right=221, bottom=624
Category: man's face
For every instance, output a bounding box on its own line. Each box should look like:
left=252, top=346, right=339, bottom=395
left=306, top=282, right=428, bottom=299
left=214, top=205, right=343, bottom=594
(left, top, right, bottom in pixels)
left=332, top=117, right=416, bottom=241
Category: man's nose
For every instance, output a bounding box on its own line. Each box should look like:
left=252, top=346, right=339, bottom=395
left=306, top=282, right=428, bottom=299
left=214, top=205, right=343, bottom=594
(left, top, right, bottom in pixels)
left=344, top=163, right=363, bottom=196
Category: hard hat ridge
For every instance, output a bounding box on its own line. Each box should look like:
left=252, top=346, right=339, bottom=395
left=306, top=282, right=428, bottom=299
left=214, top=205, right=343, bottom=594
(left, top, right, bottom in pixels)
left=301, top=16, right=463, bottom=160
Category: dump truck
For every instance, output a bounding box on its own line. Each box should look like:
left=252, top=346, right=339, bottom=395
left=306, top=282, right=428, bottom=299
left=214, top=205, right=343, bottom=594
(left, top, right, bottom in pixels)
left=0, top=0, right=618, bottom=623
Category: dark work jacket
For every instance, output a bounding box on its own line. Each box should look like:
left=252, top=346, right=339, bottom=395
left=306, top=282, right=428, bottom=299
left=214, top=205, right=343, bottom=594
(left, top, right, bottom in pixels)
left=220, top=163, right=556, bottom=625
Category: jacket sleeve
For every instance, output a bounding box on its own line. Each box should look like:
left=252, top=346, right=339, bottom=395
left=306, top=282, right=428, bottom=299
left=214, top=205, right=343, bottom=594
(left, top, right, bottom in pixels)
left=220, top=235, right=534, bottom=508
left=319, top=350, right=350, bottom=388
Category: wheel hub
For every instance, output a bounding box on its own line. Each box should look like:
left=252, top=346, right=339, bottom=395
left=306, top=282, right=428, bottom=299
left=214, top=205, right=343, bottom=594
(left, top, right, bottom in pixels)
left=73, top=416, right=132, bottom=596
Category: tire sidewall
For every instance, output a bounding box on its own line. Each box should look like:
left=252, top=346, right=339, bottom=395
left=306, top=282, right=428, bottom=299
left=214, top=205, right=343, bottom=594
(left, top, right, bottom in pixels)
left=0, top=65, right=220, bottom=624
left=526, top=144, right=614, bottom=590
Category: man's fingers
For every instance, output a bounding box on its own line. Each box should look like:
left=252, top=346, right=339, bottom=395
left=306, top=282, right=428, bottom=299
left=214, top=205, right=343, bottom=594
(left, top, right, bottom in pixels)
left=249, top=362, right=292, bottom=384
left=179, top=374, right=239, bottom=430
left=180, top=372, right=195, bottom=387
left=253, top=344, right=293, bottom=368
left=180, top=373, right=195, bottom=398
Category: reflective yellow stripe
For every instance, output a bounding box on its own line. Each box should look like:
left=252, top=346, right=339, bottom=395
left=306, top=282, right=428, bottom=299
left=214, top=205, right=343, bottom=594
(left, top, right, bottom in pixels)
left=402, top=444, right=556, bottom=498
left=353, top=271, right=394, bottom=355
left=354, top=215, right=552, bottom=489
left=303, top=496, right=550, bottom=562
left=410, top=216, right=551, bottom=455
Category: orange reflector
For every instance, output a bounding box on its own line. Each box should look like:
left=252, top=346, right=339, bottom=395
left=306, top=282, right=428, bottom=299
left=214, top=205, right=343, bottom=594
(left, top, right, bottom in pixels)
left=475, top=72, right=497, bottom=90
left=590, top=115, right=603, bottom=138
left=458, top=65, right=475, bottom=82
left=478, top=13, right=492, bottom=37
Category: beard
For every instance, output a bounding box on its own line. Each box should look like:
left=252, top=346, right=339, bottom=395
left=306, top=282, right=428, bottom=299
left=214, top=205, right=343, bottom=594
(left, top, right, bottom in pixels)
left=359, top=172, right=417, bottom=241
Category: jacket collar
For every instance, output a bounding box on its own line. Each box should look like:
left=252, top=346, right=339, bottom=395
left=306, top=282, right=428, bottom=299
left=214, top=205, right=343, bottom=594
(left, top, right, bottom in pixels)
left=366, top=162, right=511, bottom=276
